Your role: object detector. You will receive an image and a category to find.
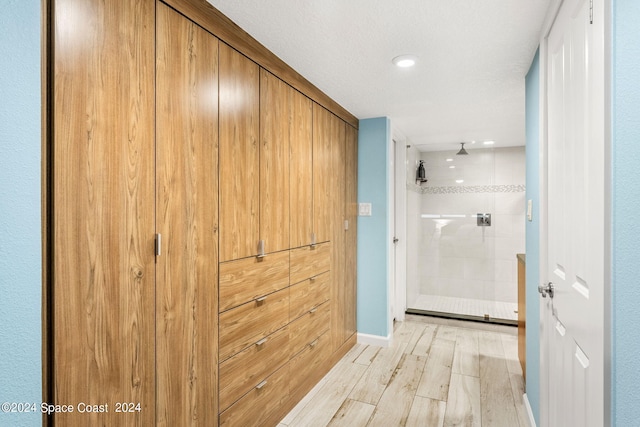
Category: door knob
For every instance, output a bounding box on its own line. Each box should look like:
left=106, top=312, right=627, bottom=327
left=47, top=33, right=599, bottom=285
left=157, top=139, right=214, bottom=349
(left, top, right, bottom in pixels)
left=538, top=282, right=554, bottom=298
left=393, top=237, right=399, bottom=244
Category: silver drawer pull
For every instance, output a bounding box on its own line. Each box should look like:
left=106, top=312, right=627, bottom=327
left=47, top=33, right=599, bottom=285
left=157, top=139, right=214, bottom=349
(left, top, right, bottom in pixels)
left=309, top=339, right=319, bottom=348
left=256, top=380, right=268, bottom=390
left=256, top=296, right=267, bottom=303
left=309, top=276, right=317, bottom=282
left=255, top=338, right=268, bottom=347
left=309, top=307, right=318, bottom=314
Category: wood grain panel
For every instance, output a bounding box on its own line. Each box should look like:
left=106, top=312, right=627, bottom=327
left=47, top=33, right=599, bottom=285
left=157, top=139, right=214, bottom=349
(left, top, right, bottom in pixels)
left=219, top=42, right=260, bottom=262
left=289, top=301, right=331, bottom=357
left=260, top=70, right=290, bottom=254
left=345, top=125, right=358, bottom=339
left=52, top=0, right=155, bottom=424
left=219, top=325, right=290, bottom=411
left=219, top=287, right=290, bottom=361
left=219, top=363, right=291, bottom=427
left=289, top=242, right=331, bottom=285
left=161, top=0, right=358, bottom=128
left=219, top=250, right=289, bottom=312
left=289, top=88, right=313, bottom=248
left=289, top=272, right=330, bottom=321
left=312, top=104, right=333, bottom=243
left=331, top=116, right=347, bottom=352
left=156, top=5, right=219, bottom=425
left=289, top=331, right=332, bottom=397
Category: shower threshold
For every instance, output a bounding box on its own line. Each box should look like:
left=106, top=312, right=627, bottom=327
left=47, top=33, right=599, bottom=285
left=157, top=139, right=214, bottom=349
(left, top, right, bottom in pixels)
left=406, top=308, right=516, bottom=326
left=407, top=295, right=517, bottom=326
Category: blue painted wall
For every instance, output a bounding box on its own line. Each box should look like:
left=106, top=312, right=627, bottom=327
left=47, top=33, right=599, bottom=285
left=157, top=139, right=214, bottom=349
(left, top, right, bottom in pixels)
left=0, top=1, right=42, bottom=426
left=525, top=48, right=541, bottom=425
left=357, top=117, right=390, bottom=338
left=612, top=1, right=640, bottom=425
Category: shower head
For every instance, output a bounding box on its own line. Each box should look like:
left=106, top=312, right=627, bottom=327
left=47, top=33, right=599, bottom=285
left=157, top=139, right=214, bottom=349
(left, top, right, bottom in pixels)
left=457, top=142, right=468, bottom=155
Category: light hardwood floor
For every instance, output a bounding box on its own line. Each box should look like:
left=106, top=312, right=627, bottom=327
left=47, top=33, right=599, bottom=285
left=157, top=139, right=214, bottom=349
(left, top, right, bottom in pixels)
left=279, top=314, right=529, bottom=427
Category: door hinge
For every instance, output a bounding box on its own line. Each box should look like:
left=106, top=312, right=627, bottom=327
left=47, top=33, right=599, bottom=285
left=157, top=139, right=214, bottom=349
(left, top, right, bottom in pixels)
left=590, top=0, right=593, bottom=24
left=155, top=233, right=161, bottom=256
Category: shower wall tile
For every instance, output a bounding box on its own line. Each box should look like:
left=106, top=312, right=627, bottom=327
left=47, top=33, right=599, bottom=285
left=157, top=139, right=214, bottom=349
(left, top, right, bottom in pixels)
left=413, top=146, right=526, bottom=305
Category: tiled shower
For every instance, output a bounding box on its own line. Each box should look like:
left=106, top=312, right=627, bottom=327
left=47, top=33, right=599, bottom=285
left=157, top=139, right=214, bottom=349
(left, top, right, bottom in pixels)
left=406, top=145, right=525, bottom=323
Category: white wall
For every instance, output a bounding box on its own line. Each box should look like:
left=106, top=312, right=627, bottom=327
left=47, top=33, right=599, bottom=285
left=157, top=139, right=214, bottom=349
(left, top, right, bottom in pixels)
left=411, top=146, right=525, bottom=304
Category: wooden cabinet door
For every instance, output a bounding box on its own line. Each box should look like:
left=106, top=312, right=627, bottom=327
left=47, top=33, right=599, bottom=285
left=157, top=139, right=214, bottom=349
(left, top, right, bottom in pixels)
left=290, top=89, right=313, bottom=248
left=312, top=105, right=333, bottom=244
left=52, top=0, right=156, bottom=425
left=156, top=5, right=219, bottom=425
left=260, top=70, right=290, bottom=254
left=219, top=43, right=260, bottom=261
left=330, top=116, right=347, bottom=351
left=344, top=125, right=358, bottom=339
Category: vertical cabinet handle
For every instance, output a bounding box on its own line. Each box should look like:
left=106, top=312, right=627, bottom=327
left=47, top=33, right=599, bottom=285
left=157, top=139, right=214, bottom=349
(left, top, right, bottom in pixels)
left=310, top=233, right=317, bottom=249
left=155, top=233, right=162, bottom=256
left=256, top=240, right=266, bottom=259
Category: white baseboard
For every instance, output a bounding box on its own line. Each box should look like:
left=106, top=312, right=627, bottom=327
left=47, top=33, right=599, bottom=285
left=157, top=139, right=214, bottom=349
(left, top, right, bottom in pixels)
left=357, top=332, right=391, bottom=348
left=523, top=393, right=536, bottom=427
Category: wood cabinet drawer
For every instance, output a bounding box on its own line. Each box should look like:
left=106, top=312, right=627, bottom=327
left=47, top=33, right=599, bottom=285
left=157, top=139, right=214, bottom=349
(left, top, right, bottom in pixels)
left=219, top=363, right=290, bottom=427
left=289, top=301, right=330, bottom=357
left=220, top=325, right=290, bottom=411
left=219, top=287, right=290, bottom=361
left=219, top=251, right=290, bottom=312
left=290, top=242, right=330, bottom=285
left=289, top=271, right=330, bottom=321
left=289, top=331, right=331, bottom=396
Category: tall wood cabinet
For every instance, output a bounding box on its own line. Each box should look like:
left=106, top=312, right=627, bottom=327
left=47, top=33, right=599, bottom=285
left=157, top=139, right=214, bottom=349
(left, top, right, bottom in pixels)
left=47, top=0, right=358, bottom=426
left=155, top=5, right=220, bottom=425
left=51, top=0, right=157, bottom=424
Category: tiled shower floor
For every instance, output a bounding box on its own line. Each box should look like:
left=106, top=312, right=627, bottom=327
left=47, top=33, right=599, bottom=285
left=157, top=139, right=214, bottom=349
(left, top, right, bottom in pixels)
left=407, top=294, right=518, bottom=325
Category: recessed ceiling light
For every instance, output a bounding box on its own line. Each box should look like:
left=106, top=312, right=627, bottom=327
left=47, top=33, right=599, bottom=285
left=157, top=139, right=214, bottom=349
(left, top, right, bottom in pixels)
left=471, top=140, right=477, bottom=144
left=449, top=166, right=456, bottom=169
left=446, top=158, right=453, bottom=162
left=456, top=179, right=464, bottom=184
left=392, top=55, right=417, bottom=68
left=483, top=140, right=495, bottom=145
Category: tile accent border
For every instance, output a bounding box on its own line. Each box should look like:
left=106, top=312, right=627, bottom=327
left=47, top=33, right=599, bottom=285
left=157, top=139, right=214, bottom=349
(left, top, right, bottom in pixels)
left=408, top=183, right=525, bottom=195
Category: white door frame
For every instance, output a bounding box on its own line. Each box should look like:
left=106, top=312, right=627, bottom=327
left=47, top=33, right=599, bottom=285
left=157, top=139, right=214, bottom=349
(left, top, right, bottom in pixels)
left=538, top=0, right=612, bottom=425
left=391, top=128, right=408, bottom=323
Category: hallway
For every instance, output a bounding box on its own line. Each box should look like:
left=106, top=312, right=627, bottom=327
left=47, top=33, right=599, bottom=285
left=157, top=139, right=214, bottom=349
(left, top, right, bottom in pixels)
left=280, top=315, right=528, bottom=426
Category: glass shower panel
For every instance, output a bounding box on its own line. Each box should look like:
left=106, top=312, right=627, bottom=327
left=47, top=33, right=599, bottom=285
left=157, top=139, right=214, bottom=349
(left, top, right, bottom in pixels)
left=406, top=147, right=523, bottom=324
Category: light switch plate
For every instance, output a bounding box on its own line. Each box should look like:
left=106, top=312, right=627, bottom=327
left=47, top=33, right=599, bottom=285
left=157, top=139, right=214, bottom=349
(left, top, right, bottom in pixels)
left=359, top=203, right=372, bottom=217
left=527, top=199, right=533, bottom=221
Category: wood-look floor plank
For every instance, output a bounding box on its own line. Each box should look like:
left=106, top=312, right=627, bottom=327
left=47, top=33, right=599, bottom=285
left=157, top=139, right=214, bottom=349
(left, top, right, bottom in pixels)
left=501, top=334, right=523, bottom=376
left=411, top=324, right=437, bottom=357
left=404, top=323, right=427, bottom=354
left=436, top=325, right=458, bottom=341
left=479, top=355, right=520, bottom=427
left=343, top=343, right=367, bottom=363
left=452, top=329, right=480, bottom=378
left=416, top=339, right=455, bottom=401
left=478, top=331, right=505, bottom=358
left=327, top=399, right=375, bottom=426
left=348, top=341, right=407, bottom=405
left=353, top=345, right=380, bottom=366
left=509, top=372, right=530, bottom=427
left=367, top=354, right=427, bottom=426
left=406, top=396, right=446, bottom=427
left=443, top=373, right=481, bottom=427
left=289, top=360, right=367, bottom=426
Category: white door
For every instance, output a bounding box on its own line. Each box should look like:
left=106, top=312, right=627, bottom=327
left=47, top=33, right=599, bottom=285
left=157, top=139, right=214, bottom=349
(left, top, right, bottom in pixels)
left=541, top=0, right=606, bottom=426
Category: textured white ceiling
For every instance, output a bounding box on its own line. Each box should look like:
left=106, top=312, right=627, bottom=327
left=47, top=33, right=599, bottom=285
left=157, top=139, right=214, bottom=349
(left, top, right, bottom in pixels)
left=207, top=0, right=550, bottom=152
